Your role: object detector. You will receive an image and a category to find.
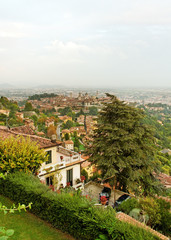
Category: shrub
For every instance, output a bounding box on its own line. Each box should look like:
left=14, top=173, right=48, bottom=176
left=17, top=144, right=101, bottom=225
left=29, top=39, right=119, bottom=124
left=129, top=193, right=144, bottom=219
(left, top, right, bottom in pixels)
left=117, top=198, right=139, bottom=214
left=0, top=136, right=47, bottom=174
left=0, top=172, right=159, bottom=240
left=155, top=198, right=171, bottom=235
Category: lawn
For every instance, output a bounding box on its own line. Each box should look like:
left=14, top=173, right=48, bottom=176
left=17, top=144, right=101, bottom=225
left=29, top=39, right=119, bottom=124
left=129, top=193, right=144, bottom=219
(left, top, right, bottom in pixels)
left=0, top=195, right=74, bottom=240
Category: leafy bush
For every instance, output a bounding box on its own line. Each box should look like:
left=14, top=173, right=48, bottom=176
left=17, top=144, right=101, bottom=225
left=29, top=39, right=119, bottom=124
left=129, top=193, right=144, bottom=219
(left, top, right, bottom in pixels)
left=117, top=198, right=139, bottom=214
left=155, top=198, right=171, bottom=235
left=0, top=172, right=159, bottom=240
left=0, top=136, right=47, bottom=174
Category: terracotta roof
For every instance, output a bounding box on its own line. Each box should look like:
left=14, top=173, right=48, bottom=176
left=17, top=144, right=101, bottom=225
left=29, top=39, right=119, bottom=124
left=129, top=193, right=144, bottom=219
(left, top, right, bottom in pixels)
left=11, top=125, right=35, bottom=135
left=0, top=128, right=62, bottom=149
left=62, top=129, right=70, bottom=133
left=64, top=140, right=74, bottom=144
left=81, top=160, right=91, bottom=168
left=37, top=131, right=45, bottom=136
left=81, top=155, right=89, bottom=160
left=116, top=212, right=169, bottom=240
left=154, top=173, right=171, bottom=188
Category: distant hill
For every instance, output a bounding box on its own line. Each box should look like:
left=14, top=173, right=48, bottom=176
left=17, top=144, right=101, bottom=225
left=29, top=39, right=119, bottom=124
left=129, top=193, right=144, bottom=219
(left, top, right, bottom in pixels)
left=35, top=84, right=65, bottom=89
left=0, top=83, right=15, bottom=89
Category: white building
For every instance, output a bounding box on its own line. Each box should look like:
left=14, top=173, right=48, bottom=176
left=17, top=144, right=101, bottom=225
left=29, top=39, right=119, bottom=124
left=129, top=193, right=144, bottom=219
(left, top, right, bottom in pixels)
left=39, top=145, right=84, bottom=189
left=64, top=140, right=74, bottom=151
left=0, top=126, right=85, bottom=190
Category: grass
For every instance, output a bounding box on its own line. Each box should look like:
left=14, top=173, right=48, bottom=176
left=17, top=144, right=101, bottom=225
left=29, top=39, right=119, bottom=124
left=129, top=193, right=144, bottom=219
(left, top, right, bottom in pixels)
left=0, top=195, right=74, bottom=240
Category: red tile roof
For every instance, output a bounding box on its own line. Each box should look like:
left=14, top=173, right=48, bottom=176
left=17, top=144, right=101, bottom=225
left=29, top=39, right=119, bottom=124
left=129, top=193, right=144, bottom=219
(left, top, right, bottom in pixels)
left=154, top=173, right=171, bottom=188
left=11, top=125, right=35, bottom=135
left=0, top=128, right=62, bottom=149
left=64, top=140, right=74, bottom=144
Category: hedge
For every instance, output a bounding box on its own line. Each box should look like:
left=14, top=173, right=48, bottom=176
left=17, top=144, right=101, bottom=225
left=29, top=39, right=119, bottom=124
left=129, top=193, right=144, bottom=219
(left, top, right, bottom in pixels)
left=0, top=172, right=159, bottom=240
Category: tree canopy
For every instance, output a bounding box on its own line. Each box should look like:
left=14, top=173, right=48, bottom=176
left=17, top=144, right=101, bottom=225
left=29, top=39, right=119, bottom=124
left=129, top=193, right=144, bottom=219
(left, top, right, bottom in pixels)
left=0, top=136, right=47, bottom=174
left=85, top=94, right=161, bottom=196
left=24, top=102, right=33, bottom=111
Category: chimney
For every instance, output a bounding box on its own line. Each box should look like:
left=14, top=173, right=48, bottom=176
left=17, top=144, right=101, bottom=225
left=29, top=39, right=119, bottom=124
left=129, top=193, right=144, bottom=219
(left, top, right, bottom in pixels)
left=51, top=134, right=57, bottom=143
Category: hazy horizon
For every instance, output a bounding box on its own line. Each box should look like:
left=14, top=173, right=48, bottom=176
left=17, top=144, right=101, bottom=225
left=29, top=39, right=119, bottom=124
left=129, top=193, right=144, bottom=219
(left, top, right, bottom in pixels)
left=0, top=0, right=171, bottom=88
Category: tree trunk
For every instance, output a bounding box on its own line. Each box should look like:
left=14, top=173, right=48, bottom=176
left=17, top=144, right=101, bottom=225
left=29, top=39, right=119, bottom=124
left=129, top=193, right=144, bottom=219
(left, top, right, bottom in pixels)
left=113, top=176, right=117, bottom=204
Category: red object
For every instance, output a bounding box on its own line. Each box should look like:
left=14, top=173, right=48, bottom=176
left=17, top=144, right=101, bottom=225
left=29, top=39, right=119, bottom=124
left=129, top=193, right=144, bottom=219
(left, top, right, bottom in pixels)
left=70, top=154, right=72, bottom=157
left=81, top=175, right=85, bottom=182
left=67, top=182, right=70, bottom=187
left=100, top=196, right=107, bottom=204
left=60, top=156, right=63, bottom=160
left=49, top=185, right=55, bottom=191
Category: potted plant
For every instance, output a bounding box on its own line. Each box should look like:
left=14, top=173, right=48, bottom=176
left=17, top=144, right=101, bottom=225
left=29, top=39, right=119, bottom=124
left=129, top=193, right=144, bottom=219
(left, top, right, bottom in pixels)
left=100, top=196, right=107, bottom=205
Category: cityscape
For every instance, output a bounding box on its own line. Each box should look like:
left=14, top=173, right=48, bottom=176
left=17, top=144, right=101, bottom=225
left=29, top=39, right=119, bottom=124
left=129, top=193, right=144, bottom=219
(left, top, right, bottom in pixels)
left=0, top=0, right=171, bottom=239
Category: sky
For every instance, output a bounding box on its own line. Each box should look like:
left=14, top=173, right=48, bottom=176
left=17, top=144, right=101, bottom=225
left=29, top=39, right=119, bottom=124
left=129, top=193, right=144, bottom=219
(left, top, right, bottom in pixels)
left=0, top=0, right=171, bottom=88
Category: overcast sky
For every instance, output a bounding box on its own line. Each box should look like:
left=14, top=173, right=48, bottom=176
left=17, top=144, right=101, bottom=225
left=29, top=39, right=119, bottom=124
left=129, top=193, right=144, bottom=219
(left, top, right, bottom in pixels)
left=0, top=0, right=171, bottom=88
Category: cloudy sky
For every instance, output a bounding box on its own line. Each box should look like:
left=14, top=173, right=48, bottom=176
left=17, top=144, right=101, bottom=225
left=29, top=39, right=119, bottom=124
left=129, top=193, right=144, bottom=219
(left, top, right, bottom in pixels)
left=0, top=0, right=171, bottom=88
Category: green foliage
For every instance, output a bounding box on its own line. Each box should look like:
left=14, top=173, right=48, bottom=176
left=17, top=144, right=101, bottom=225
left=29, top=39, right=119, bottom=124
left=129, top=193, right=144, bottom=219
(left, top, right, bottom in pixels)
left=0, top=201, right=32, bottom=215
left=0, top=97, right=20, bottom=127
left=76, top=108, right=84, bottom=117
left=58, top=107, right=72, bottom=116
left=0, top=174, right=32, bottom=240
left=0, top=195, right=73, bottom=240
left=137, top=197, right=171, bottom=236
left=0, top=227, right=14, bottom=239
left=0, top=97, right=19, bottom=112
left=0, top=136, right=47, bottom=174
left=0, top=172, right=159, bottom=240
left=28, top=93, right=57, bottom=100
left=85, top=94, right=161, bottom=196
left=63, top=120, right=74, bottom=129
left=117, top=198, right=139, bottom=215
left=96, top=234, right=108, bottom=240
left=116, top=195, right=171, bottom=236
left=155, top=198, right=171, bottom=235
left=139, top=197, right=161, bottom=227
left=89, top=106, right=98, bottom=116
left=24, top=102, right=33, bottom=111
left=141, top=107, right=171, bottom=149
left=64, top=133, right=70, bottom=140
left=0, top=114, right=7, bottom=123
left=89, top=172, right=101, bottom=182
left=81, top=169, right=88, bottom=183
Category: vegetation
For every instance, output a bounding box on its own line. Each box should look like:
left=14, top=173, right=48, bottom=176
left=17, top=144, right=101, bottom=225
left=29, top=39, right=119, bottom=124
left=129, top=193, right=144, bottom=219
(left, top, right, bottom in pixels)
left=0, top=172, right=159, bottom=240
left=0, top=97, right=19, bottom=112
left=58, top=107, right=72, bottom=116
left=24, top=102, right=33, bottom=111
left=28, top=93, right=58, bottom=100
left=85, top=94, right=161, bottom=196
left=0, top=195, right=74, bottom=240
left=81, top=169, right=88, bottom=183
left=88, top=106, right=98, bottom=116
left=0, top=136, right=47, bottom=174
left=0, top=96, right=22, bottom=127
left=117, top=197, right=171, bottom=236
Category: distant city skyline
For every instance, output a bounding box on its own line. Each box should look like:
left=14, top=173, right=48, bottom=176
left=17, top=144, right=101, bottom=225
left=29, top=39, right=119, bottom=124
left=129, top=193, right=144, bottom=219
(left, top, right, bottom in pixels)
left=0, top=0, right=171, bottom=88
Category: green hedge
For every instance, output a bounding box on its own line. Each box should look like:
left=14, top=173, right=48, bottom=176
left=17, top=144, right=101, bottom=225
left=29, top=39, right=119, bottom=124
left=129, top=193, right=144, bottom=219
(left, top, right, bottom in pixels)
left=0, top=172, right=159, bottom=240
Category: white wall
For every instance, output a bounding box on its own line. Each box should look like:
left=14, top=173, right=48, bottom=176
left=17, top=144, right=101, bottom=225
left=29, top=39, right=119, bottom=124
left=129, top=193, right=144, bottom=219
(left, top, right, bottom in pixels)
left=58, top=163, right=80, bottom=188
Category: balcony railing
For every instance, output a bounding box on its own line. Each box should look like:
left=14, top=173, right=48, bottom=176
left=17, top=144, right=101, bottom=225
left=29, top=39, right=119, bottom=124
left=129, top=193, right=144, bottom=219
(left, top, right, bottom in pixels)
left=39, top=154, right=81, bottom=176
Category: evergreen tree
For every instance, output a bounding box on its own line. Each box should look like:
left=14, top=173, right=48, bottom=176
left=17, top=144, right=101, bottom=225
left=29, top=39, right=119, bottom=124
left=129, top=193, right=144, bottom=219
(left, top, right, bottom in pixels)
left=24, top=102, right=33, bottom=111
left=64, top=133, right=70, bottom=140
left=85, top=94, right=161, bottom=196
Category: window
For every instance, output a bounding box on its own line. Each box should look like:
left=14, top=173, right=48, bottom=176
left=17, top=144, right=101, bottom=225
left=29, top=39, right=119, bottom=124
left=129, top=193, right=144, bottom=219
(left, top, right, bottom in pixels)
left=67, top=169, right=73, bottom=186
left=46, top=176, right=53, bottom=186
left=46, top=150, right=52, bottom=164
